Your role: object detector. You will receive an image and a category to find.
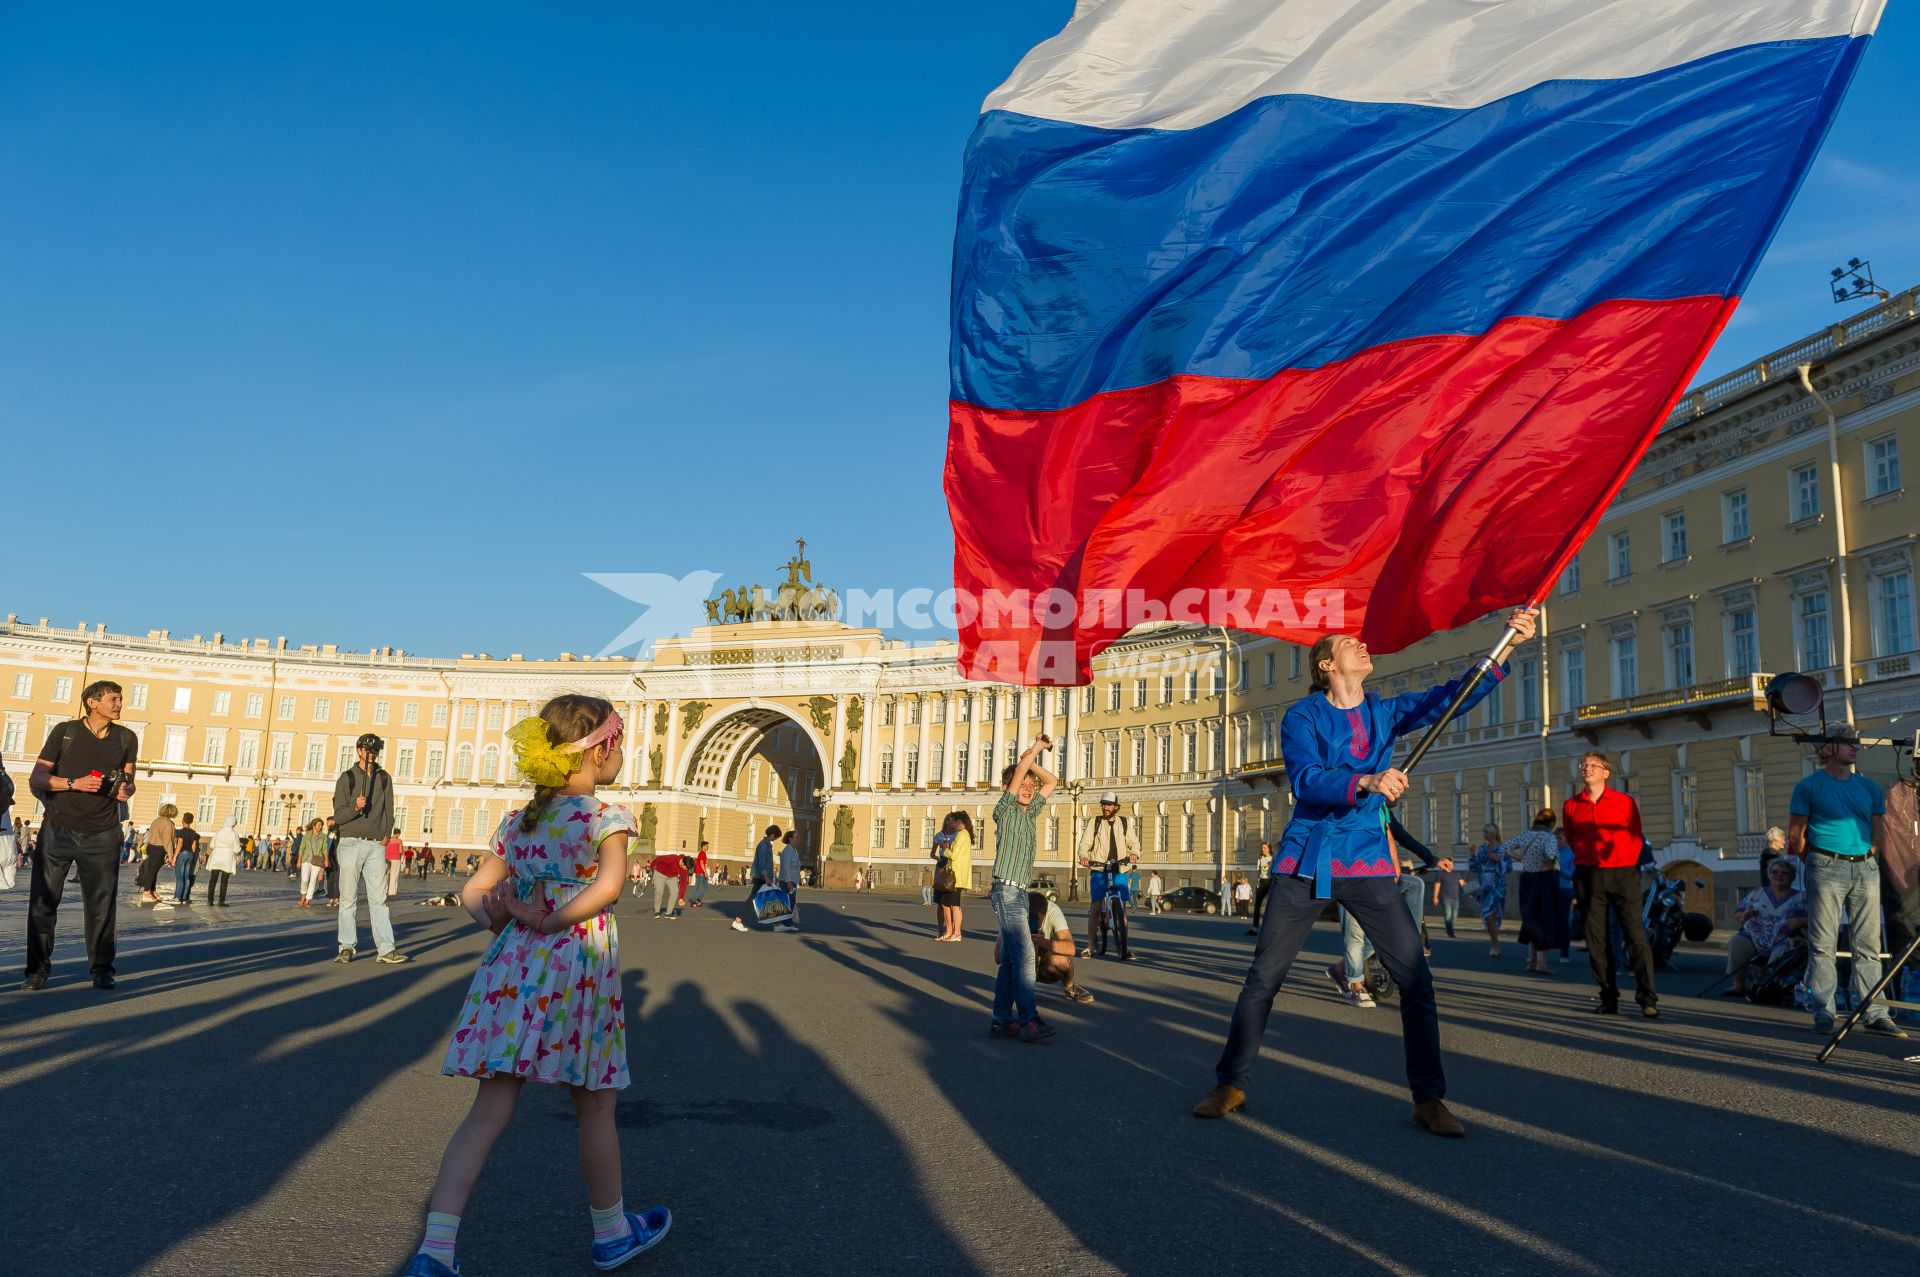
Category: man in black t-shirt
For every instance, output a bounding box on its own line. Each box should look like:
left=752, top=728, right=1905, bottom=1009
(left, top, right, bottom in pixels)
left=24, top=680, right=139, bottom=990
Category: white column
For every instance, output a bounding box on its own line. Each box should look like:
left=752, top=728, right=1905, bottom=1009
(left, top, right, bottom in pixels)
left=915, top=695, right=932, bottom=790
left=939, top=692, right=957, bottom=794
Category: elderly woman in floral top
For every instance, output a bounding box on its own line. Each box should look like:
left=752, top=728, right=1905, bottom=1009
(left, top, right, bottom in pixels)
left=1724, top=860, right=1807, bottom=996
left=1501, top=810, right=1565, bottom=973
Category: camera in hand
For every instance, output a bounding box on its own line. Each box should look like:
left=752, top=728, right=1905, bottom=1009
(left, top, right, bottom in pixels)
left=94, top=768, right=130, bottom=795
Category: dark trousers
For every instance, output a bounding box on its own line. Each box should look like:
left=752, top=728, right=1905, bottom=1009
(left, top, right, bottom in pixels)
left=1215, top=874, right=1445, bottom=1102
left=1251, top=878, right=1270, bottom=929
left=1091, top=896, right=1130, bottom=955
left=324, top=862, right=340, bottom=899
left=1576, top=865, right=1658, bottom=1008
left=136, top=846, right=166, bottom=894
left=207, top=869, right=232, bottom=905
left=25, top=823, right=122, bottom=978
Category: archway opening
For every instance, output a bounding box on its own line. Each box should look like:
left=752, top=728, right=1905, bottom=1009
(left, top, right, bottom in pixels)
left=680, top=706, right=826, bottom=883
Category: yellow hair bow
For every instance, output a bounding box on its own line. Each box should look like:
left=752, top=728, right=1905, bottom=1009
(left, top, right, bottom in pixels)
left=507, top=717, right=578, bottom=787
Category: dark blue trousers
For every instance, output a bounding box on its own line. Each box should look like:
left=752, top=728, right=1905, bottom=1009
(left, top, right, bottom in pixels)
left=1215, top=873, right=1445, bottom=1102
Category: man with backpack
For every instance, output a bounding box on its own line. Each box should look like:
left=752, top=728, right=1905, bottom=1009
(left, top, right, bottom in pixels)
left=21, top=681, right=139, bottom=990
left=331, top=733, right=408, bottom=966
left=1076, top=793, right=1138, bottom=960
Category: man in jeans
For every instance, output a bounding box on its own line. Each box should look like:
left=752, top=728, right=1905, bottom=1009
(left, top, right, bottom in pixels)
left=989, top=735, right=1058, bottom=1043
left=331, top=734, right=408, bottom=965
left=1790, top=727, right=1908, bottom=1038
left=22, top=681, right=138, bottom=991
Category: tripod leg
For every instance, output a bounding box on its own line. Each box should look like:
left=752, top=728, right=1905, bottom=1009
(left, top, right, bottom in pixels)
left=1817, top=929, right=1920, bottom=1064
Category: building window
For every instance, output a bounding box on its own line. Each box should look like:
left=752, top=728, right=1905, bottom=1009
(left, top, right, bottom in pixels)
left=212, top=690, right=231, bottom=716
left=426, top=747, right=444, bottom=781
left=955, top=744, right=969, bottom=785
left=431, top=703, right=447, bottom=728
left=337, top=742, right=354, bottom=772
left=906, top=698, right=921, bottom=727
left=1518, top=659, right=1538, bottom=721
left=173, top=687, right=192, bottom=713
left=203, top=732, right=226, bottom=766
left=8, top=674, right=28, bottom=699
left=1791, top=464, right=1820, bottom=522
left=486, top=705, right=503, bottom=730
left=1486, top=789, right=1503, bottom=830
left=1157, top=735, right=1172, bottom=774
left=1610, top=633, right=1637, bottom=698
left=1875, top=570, right=1916, bottom=656
left=1561, top=645, right=1586, bottom=710
left=1133, top=680, right=1148, bottom=709
left=1867, top=435, right=1901, bottom=498
left=455, top=744, right=473, bottom=780
left=1481, top=682, right=1503, bottom=727
left=237, top=736, right=259, bottom=769
left=396, top=747, right=415, bottom=780
left=1725, top=607, right=1759, bottom=677
left=342, top=699, right=360, bottom=724
left=313, top=697, right=331, bottom=723
left=1673, top=772, right=1699, bottom=837
left=245, top=693, right=263, bottom=718
left=1289, top=647, right=1302, bottom=680
left=879, top=746, right=895, bottom=785
left=305, top=741, right=324, bottom=772
left=395, top=806, right=408, bottom=835
left=421, top=806, right=436, bottom=835
left=1080, top=738, right=1095, bottom=780
left=270, top=738, right=291, bottom=771
left=930, top=742, right=945, bottom=784
left=1453, top=794, right=1470, bottom=846
left=1010, top=693, right=1023, bottom=722
left=1662, top=512, right=1688, bottom=563
left=1422, top=795, right=1439, bottom=842
left=1736, top=764, right=1766, bottom=835
left=481, top=744, right=500, bottom=781
left=1161, top=675, right=1176, bottom=705
left=1264, top=652, right=1276, bottom=685
left=1184, top=733, right=1198, bottom=773
left=1798, top=590, right=1833, bottom=669
left=3, top=716, right=27, bottom=753
left=1557, top=556, right=1581, bottom=596
left=460, top=704, right=478, bottom=728
left=1081, top=686, right=1095, bottom=714
left=897, top=816, right=912, bottom=850
left=1133, top=737, right=1146, bottom=775
left=197, top=796, right=216, bottom=825
left=1155, top=814, right=1170, bottom=856
left=1185, top=671, right=1200, bottom=701
left=958, top=695, right=972, bottom=723
left=1106, top=738, right=1122, bottom=777
left=448, top=806, right=464, bottom=839
left=1664, top=622, right=1694, bottom=688
left=230, top=796, right=248, bottom=829
left=1608, top=532, right=1631, bottom=581
left=129, top=683, right=149, bottom=709
left=904, top=745, right=920, bottom=784
left=373, top=701, right=390, bottom=725
left=49, top=676, right=72, bottom=704
left=1107, top=683, right=1122, bottom=712
left=1722, top=488, right=1750, bottom=542
left=983, top=691, right=996, bottom=721
left=403, top=702, right=420, bottom=726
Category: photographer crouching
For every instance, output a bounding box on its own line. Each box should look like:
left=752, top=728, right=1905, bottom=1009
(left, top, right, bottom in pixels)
left=22, top=681, right=138, bottom=991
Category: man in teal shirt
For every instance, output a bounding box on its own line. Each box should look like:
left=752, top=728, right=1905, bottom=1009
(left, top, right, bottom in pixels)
left=1789, top=727, right=1907, bottom=1038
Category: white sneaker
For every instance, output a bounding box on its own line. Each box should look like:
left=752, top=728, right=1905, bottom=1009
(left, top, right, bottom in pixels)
left=731, top=918, right=748, bottom=932
left=1351, top=986, right=1377, bottom=1009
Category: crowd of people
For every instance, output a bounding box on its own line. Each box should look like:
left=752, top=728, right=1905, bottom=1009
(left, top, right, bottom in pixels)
left=4, top=636, right=1916, bottom=1273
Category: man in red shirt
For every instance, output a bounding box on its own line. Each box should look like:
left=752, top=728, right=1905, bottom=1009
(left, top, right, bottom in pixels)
left=1561, top=751, right=1658, bottom=1018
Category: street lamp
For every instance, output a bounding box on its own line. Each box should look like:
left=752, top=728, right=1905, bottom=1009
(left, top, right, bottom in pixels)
left=1061, top=780, right=1085, bottom=899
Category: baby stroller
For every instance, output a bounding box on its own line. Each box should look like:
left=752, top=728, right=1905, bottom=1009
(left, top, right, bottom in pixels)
left=1744, top=937, right=1810, bottom=1007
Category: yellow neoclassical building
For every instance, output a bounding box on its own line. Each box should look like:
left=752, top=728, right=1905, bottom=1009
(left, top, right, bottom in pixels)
left=4, top=290, right=1917, bottom=914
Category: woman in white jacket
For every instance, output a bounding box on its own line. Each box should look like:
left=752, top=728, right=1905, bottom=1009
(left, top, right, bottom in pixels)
left=205, top=816, right=242, bottom=908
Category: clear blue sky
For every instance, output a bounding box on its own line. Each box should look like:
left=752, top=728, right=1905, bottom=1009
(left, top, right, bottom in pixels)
left=5, top=3, right=1915, bottom=659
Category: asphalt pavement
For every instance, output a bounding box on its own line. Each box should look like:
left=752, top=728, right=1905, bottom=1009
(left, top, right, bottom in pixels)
left=1, top=876, right=1915, bottom=1277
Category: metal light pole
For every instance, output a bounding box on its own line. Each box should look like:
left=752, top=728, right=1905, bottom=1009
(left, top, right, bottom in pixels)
left=1216, top=627, right=1233, bottom=903
left=1062, top=779, right=1085, bottom=897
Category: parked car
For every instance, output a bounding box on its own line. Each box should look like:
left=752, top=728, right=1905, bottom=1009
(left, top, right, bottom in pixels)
left=1161, top=886, right=1221, bottom=915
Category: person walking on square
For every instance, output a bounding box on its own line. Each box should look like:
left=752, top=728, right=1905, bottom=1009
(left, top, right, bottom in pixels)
left=324, top=817, right=342, bottom=906
left=1563, top=752, right=1658, bottom=1018
left=1506, top=810, right=1565, bottom=974
left=1467, top=824, right=1510, bottom=957
left=774, top=831, right=803, bottom=933
left=688, top=841, right=710, bottom=907
left=1790, top=727, right=1908, bottom=1039
left=205, top=816, right=241, bottom=908
left=407, top=695, right=668, bottom=1277
left=1246, top=843, right=1273, bottom=935
left=386, top=829, right=405, bottom=897
left=297, top=818, right=329, bottom=907
left=331, top=735, right=408, bottom=966
left=171, top=813, right=202, bottom=905
left=20, top=681, right=139, bottom=990
left=138, top=804, right=176, bottom=905
left=1194, top=609, right=1535, bottom=1136
left=732, top=825, right=779, bottom=933
left=988, top=735, right=1059, bottom=1043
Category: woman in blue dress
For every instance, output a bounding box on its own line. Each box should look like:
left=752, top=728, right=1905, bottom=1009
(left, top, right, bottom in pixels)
left=1194, top=607, right=1537, bottom=1138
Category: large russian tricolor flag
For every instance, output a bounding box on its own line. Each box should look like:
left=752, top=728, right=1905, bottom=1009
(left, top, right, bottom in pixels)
left=948, top=0, right=1883, bottom=684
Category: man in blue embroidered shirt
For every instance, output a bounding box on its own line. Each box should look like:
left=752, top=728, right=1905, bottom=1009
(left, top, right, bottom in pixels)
left=989, top=735, right=1058, bottom=1043
left=1790, top=726, right=1908, bottom=1039
left=1195, top=608, right=1536, bottom=1137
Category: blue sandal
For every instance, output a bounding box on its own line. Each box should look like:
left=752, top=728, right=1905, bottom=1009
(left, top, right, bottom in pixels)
left=592, top=1207, right=671, bottom=1270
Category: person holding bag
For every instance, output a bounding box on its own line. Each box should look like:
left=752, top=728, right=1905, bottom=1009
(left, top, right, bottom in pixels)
left=137, top=805, right=177, bottom=904
left=932, top=810, right=974, bottom=941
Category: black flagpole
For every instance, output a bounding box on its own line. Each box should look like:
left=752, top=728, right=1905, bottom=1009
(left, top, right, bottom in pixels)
left=1396, top=603, right=1538, bottom=778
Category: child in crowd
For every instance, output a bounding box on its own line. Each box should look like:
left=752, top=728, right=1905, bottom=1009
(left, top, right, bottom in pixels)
left=405, top=695, right=669, bottom=1277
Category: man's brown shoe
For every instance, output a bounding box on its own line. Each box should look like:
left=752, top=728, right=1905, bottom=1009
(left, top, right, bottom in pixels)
left=1192, top=1085, right=1245, bottom=1119
left=1413, top=1099, right=1466, bottom=1138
